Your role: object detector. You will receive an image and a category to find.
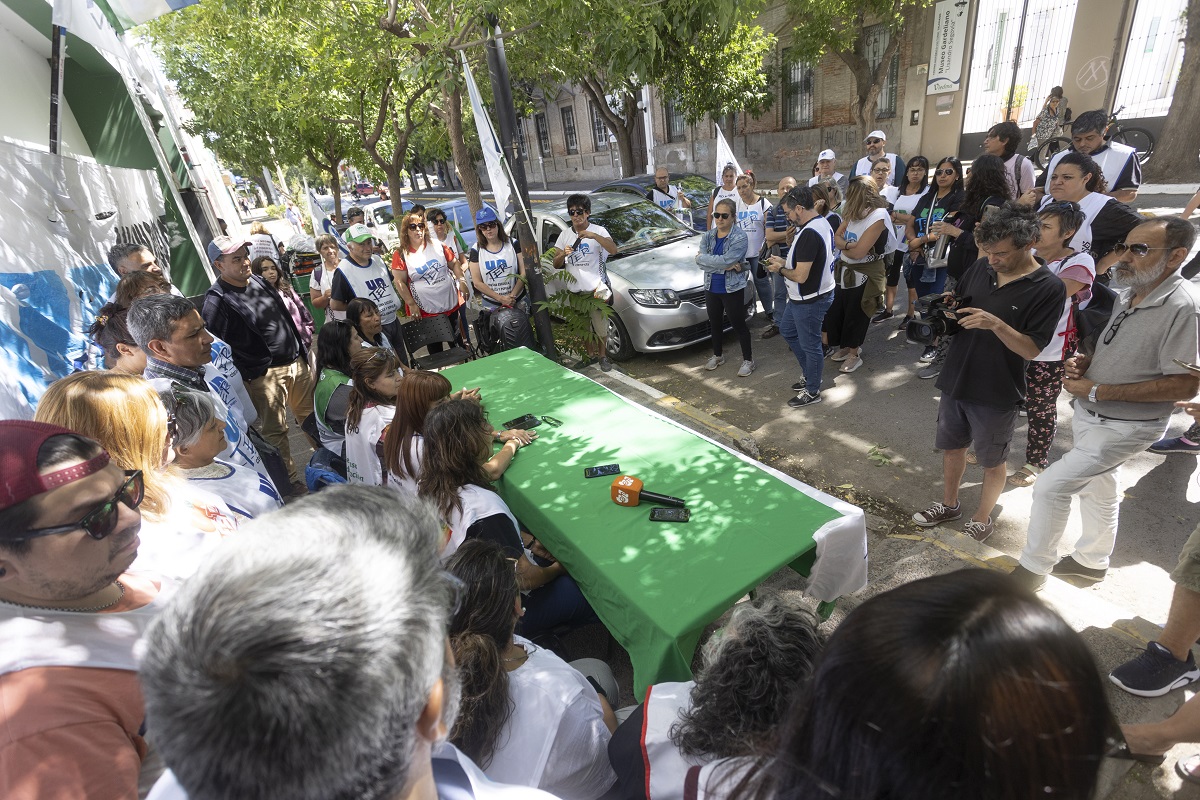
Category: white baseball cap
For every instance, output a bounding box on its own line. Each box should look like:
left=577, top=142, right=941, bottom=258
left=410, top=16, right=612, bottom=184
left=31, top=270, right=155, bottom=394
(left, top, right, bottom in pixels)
left=865, top=130, right=887, bottom=142
left=817, top=149, right=836, bottom=161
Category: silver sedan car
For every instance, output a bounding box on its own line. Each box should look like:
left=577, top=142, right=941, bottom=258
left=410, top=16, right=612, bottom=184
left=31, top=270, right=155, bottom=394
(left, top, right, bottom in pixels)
left=525, top=193, right=754, bottom=361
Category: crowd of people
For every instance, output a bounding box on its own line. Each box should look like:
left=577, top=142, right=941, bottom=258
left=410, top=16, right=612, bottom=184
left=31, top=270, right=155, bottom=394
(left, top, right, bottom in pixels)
left=2, top=102, right=1200, bottom=799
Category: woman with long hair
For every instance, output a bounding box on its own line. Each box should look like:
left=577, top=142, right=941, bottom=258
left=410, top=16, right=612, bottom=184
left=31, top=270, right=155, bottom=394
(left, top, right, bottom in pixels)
left=1033, top=150, right=1142, bottom=274
left=34, top=371, right=239, bottom=578
left=735, top=173, right=773, bottom=325
left=419, top=398, right=597, bottom=636
left=382, top=372, right=535, bottom=495
left=904, top=156, right=965, bottom=363
left=88, top=303, right=145, bottom=374
left=744, top=570, right=1113, bottom=800
left=344, top=347, right=402, bottom=486
left=251, top=255, right=314, bottom=354
left=312, top=320, right=354, bottom=455
left=878, top=156, right=930, bottom=324
left=446, top=539, right=616, bottom=799
left=829, top=177, right=892, bottom=373
left=346, top=296, right=392, bottom=351
left=939, top=153, right=1010, bottom=281
left=391, top=209, right=466, bottom=349
left=469, top=205, right=526, bottom=312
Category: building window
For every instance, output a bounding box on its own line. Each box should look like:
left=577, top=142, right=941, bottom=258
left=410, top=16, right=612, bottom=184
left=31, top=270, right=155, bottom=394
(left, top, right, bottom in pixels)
left=515, top=120, right=528, bottom=159
left=664, top=98, right=686, bottom=142
left=561, top=107, right=579, bottom=154
left=590, top=102, right=609, bottom=151
left=864, top=24, right=900, bottom=118
left=783, top=48, right=814, bottom=128
left=535, top=113, right=550, bottom=157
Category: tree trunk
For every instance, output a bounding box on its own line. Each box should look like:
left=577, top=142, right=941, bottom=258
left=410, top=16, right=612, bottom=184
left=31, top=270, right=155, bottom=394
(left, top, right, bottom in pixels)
left=580, top=79, right=637, bottom=177
left=385, top=166, right=405, bottom=224
left=329, top=167, right=343, bottom=222
left=1142, top=0, right=1200, bottom=183
left=445, top=86, right=484, bottom=213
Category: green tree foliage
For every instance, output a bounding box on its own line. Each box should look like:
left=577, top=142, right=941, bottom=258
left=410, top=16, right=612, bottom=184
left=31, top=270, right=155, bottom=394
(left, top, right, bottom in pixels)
left=782, top=0, right=931, bottom=137
left=660, top=23, right=777, bottom=124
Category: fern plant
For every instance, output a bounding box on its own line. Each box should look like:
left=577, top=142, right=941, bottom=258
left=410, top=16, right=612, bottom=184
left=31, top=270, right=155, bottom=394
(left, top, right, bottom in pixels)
left=529, top=250, right=614, bottom=362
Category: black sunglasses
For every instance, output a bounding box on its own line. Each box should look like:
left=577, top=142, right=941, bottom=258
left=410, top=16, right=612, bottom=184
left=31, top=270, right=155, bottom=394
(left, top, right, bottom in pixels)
left=567, top=208, right=587, bottom=216
left=866, top=138, right=883, bottom=145
left=479, top=221, right=499, bottom=229
left=1112, top=242, right=1173, bottom=258
left=17, top=470, right=144, bottom=541
left=712, top=212, right=732, bottom=220
left=1103, top=308, right=1138, bottom=345
left=407, top=223, right=424, bottom=230
left=431, top=217, right=447, bottom=224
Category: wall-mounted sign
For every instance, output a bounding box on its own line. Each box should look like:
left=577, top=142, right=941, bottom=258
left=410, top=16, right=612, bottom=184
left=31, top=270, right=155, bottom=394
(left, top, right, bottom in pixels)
left=927, top=0, right=968, bottom=95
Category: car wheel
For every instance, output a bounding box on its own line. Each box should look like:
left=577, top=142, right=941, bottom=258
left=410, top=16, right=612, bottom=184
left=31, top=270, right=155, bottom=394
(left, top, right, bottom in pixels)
left=605, top=312, right=637, bottom=362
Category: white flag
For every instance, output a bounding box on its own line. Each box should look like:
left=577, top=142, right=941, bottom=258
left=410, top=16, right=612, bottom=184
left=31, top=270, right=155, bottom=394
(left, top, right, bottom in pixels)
left=461, top=54, right=512, bottom=220
left=714, top=124, right=743, bottom=185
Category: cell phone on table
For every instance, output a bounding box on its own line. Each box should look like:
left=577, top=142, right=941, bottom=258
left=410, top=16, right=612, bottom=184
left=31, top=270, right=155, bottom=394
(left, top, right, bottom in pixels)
left=649, top=507, right=690, bottom=522
left=584, top=463, right=621, bottom=479
left=503, top=414, right=541, bottom=430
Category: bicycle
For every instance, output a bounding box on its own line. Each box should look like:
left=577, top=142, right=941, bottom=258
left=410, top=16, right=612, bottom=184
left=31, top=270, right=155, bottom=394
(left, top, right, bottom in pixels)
left=1033, top=105, right=1155, bottom=170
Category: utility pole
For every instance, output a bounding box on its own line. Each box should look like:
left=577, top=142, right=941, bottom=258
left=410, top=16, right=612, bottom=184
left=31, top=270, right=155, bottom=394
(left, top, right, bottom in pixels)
left=484, top=15, right=557, bottom=358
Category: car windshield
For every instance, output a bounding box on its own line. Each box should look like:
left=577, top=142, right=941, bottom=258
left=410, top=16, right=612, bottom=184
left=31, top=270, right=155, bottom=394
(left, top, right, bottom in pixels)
left=372, top=206, right=393, bottom=226
left=675, top=175, right=717, bottom=210
left=563, top=198, right=695, bottom=256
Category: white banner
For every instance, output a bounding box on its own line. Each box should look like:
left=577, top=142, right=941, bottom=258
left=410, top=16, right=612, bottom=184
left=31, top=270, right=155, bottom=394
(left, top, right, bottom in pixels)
left=714, top=124, right=742, bottom=183
left=927, top=0, right=967, bottom=95
left=461, top=53, right=512, bottom=220
left=0, top=142, right=169, bottom=419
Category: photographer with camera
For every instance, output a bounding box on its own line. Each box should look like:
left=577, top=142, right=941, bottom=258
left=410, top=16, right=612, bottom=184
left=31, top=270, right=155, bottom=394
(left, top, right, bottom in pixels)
left=912, top=204, right=1066, bottom=542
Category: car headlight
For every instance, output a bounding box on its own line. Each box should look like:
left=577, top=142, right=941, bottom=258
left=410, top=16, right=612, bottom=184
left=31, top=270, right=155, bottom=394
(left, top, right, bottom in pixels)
left=628, top=288, right=680, bottom=308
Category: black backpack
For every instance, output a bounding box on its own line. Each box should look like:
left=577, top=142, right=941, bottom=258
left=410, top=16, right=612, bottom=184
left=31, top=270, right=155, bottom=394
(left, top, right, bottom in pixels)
left=1073, top=280, right=1118, bottom=356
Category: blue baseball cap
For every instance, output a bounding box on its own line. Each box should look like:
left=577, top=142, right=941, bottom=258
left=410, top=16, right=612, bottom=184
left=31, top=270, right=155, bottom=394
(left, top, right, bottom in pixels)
left=475, top=205, right=499, bottom=226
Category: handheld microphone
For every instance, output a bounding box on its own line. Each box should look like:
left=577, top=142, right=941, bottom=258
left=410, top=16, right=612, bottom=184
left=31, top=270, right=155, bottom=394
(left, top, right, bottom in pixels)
left=610, top=475, right=685, bottom=508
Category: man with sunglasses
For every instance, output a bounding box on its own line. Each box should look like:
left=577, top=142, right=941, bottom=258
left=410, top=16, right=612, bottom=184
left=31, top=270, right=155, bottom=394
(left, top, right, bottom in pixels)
left=0, top=421, right=166, bottom=800
left=1013, top=217, right=1200, bottom=592
left=849, top=130, right=904, bottom=189
left=552, top=194, right=618, bottom=370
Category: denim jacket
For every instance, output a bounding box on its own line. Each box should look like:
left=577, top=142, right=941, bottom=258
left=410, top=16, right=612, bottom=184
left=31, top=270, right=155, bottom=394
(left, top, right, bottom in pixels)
left=696, top=226, right=750, bottom=293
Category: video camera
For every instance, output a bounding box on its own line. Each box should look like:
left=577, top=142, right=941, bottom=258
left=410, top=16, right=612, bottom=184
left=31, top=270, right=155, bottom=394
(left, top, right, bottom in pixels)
left=906, top=293, right=971, bottom=346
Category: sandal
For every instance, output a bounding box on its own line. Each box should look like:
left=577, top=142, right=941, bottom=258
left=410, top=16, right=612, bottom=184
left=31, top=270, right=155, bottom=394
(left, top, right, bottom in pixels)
left=1007, top=465, right=1042, bottom=487
left=1177, top=753, right=1200, bottom=785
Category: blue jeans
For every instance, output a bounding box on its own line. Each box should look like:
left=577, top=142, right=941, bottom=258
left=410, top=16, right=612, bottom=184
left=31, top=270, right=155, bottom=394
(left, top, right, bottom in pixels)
left=780, top=292, right=834, bottom=393
left=771, top=272, right=789, bottom=326
left=748, top=258, right=773, bottom=316
left=903, top=254, right=947, bottom=301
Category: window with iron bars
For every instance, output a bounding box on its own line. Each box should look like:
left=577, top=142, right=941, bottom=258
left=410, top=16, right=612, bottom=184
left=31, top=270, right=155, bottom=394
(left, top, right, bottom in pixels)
left=863, top=24, right=900, bottom=118
left=561, top=107, right=579, bottom=154
left=590, top=102, right=609, bottom=150
left=664, top=98, right=686, bottom=142
left=535, top=113, right=551, bottom=157
left=515, top=121, right=528, bottom=159
left=782, top=48, right=814, bottom=128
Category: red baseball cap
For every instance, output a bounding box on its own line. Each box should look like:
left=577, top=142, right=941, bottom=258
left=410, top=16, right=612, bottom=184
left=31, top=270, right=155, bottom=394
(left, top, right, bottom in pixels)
left=0, top=421, right=110, bottom=511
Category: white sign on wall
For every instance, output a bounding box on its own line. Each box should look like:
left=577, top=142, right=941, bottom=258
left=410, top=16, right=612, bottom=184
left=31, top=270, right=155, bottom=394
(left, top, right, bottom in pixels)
left=927, top=0, right=967, bottom=95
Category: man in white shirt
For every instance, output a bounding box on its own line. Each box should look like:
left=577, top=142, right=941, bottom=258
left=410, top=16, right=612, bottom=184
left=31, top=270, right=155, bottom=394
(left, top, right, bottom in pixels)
left=807, top=149, right=848, bottom=196
left=1032, top=109, right=1142, bottom=204
left=647, top=168, right=693, bottom=215
left=551, top=194, right=618, bottom=371
left=139, top=486, right=561, bottom=800
left=850, top=131, right=904, bottom=189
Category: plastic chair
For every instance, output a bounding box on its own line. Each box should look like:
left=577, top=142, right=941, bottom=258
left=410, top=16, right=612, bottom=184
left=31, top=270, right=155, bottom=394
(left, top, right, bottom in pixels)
left=400, top=315, right=470, bottom=370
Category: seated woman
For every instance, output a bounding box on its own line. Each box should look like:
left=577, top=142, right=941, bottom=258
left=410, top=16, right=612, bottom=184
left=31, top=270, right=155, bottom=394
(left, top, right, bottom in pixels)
left=607, top=596, right=823, bottom=800
left=87, top=303, right=145, bottom=374
left=34, top=371, right=239, bottom=580
left=747, top=569, right=1114, bottom=800
left=344, top=346, right=402, bottom=486
left=447, top=539, right=617, bottom=800
left=420, top=398, right=596, bottom=637
left=312, top=321, right=354, bottom=456
left=347, top=296, right=394, bottom=352
left=159, top=385, right=284, bottom=519
left=382, top=370, right=535, bottom=495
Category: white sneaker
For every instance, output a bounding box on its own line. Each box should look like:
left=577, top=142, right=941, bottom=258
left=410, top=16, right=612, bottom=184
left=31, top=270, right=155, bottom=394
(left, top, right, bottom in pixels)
left=839, top=355, right=863, bottom=373
left=705, top=355, right=726, bottom=370
left=737, top=360, right=755, bottom=377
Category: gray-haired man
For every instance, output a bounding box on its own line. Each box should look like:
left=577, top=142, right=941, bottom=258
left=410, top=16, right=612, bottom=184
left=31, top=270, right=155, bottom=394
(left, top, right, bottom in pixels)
left=140, top=486, right=559, bottom=800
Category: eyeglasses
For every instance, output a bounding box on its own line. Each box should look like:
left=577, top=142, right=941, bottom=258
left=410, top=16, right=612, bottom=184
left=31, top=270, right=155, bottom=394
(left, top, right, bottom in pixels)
left=1043, top=200, right=1081, bottom=213
left=713, top=212, right=731, bottom=220
left=567, top=208, right=587, bottom=216
left=1103, top=308, right=1138, bottom=345
left=1112, top=242, right=1173, bottom=258
left=479, top=221, right=499, bottom=229
left=935, top=169, right=956, bottom=176
left=871, top=167, right=890, bottom=173
left=866, top=138, right=883, bottom=145
left=431, top=217, right=447, bottom=225
left=539, top=415, right=563, bottom=427
left=407, top=223, right=424, bottom=230
left=17, top=470, right=144, bottom=541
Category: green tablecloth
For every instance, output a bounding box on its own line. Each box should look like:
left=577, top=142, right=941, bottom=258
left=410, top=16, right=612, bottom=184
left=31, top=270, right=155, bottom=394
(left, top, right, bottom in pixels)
left=441, top=349, right=844, bottom=692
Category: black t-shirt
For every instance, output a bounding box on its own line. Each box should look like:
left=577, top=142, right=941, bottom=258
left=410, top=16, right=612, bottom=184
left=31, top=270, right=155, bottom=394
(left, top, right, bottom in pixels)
left=218, top=277, right=300, bottom=366
left=791, top=227, right=831, bottom=298
left=465, top=513, right=524, bottom=559
left=937, top=259, right=1066, bottom=409
left=947, top=196, right=1006, bottom=280
left=910, top=190, right=965, bottom=263
left=1090, top=200, right=1142, bottom=261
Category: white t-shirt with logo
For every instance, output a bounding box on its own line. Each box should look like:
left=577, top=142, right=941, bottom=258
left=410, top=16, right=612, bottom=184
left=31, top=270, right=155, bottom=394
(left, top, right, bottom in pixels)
left=471, top=240, right=521, bottom=309
left=332, top=256, right=403, bottom=323
left=735, top=197, right=770, bottom=257
left=554, top=224, right=612, bottom=293
left=345, top=403, right=394, bottom=486
left=400, top=241, right=461, bottom=314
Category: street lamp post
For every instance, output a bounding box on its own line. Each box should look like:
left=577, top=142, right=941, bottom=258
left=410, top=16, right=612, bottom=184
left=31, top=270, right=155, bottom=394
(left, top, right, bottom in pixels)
left=484, top=15, right=557, bottom=359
